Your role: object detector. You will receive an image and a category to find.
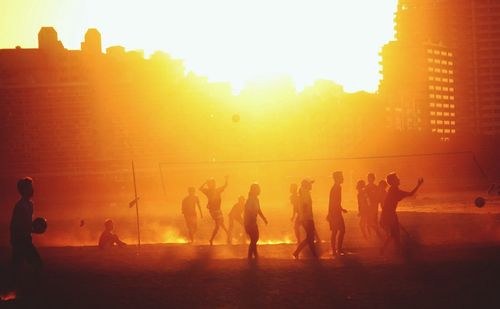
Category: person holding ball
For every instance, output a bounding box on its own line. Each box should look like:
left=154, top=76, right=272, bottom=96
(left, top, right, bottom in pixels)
left=9, top=177, right=43, bottom=290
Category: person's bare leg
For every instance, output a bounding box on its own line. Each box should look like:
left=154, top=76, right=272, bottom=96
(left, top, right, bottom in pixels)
left=228, top=218, right=234, bottom=244
left=293, top=239, right=309, bottom=259
left=331, top=230, right=338, bottom=256
left=294, top=222, right=301, bottom=244
left=337, top=228, right=345, bottom=255
left=210, top=223, right=219, bottom=245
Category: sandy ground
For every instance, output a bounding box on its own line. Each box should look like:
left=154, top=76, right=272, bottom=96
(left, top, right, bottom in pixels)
left=1, top=241, right=500, bottom=308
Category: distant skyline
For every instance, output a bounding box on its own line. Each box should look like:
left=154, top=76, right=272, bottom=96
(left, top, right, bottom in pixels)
left=0, top=0, right=398, bottom=92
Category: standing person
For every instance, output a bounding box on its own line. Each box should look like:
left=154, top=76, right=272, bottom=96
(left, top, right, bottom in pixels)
left=327, top=171, right=348, bottom=257
left=380, top=173, right=424, bottom=254
left=10, top=177, right=42, bottom=290
left=182, top=187, right=203, bottom=243
left=244, top=183, right=268, bottom=259
left=289, top=183, right=301, bottom=244
left=293, top=179, right=317, bottom=259
left=356, top=180, right=370, bottom=240
left=228, top=196, right=245, bottom=244
left=377, top=180, right=388, bottom=219
left=366, top=173, right=382, bottom=239
left=199, top=176, right=229, bottom=245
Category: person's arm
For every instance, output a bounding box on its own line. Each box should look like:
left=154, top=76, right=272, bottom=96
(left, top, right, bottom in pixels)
left=197, top=197, right=203, bottom=218
left=326, top=189, right=332, bottom=221
left=408, top=178, right=424, bottom=196
left=221, top=176, right=229, bottom=191
left=258, top=209, right=268, bottom=225
left=199, top=181, right=207, bottom=192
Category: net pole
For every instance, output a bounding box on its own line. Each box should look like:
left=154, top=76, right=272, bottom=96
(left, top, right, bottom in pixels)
left=132, top=161, right=141, bottom=250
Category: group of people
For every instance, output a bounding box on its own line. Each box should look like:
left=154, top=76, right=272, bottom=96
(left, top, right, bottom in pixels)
left=181, top=171, right=424, bottom=259
left=2, top=172, right=423, bottom=299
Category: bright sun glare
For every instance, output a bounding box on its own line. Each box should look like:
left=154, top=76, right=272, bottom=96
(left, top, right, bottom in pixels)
left=1, top=0, right=398, bottom=92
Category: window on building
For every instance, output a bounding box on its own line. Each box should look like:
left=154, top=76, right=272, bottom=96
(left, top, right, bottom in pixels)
left=448, top=61, right=453, bottom=66
left=430, top=111, right=436, bottom=116
left=431, top=120, right=436, bottom=124
left=429, top=85, right=435, bottom=90
left=443, top=95, right=449, bottom=100
left=450, top=87, right=454, bottom=92
left=444, top=104, right=450, bottom=108
left=430, top=102, right=435, bottom=107
left=437, top=103, right=443, bottom=108
left=450, top=96, right=455, bottom=100
left=436, top=86, right=442, bottom=91
left=436, top=94, right=442, bottom=99
left=450, top=104, right=455, bottom=109
left=451, top=129, right=456, bottom=133
left=430, top=94, right=435, bottom=98
left=451, top=121, right=456, bottom=125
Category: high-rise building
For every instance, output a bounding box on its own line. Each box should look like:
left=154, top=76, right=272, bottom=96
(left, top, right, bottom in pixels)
left=383, top=0, right=500, bottom=135
left=38, top=27, right=64, bottom=51
left=81, top=28, right=102, bottom=54
left=380, top=41, right=457, bottom=137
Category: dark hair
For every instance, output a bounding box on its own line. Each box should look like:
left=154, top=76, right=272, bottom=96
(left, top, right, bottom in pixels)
left=17, top=177, right=33, bottom=197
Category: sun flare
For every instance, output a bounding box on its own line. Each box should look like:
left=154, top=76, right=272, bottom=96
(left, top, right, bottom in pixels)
left=1, top=0, right=398, bottom=92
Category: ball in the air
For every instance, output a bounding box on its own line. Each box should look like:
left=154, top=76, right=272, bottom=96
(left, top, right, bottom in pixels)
left=474, top=197, right=486, bottom=208
left=32, top=217, right=47, bottom=234
left=232, top=114, right=240, bottom=123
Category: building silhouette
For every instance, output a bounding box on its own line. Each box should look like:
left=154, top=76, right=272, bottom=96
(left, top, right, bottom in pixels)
left=38, top=27, right=65, bottom=51
left=81, top=28, right=102, bottom=54
left=381, top=0, right=500, bottom=135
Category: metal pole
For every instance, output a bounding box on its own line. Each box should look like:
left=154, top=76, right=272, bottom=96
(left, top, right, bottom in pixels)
left=132, top=161, right=141, bottom=249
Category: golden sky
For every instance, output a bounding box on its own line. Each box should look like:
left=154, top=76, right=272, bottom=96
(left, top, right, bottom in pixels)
left=0, top=0, right=398, bottom=92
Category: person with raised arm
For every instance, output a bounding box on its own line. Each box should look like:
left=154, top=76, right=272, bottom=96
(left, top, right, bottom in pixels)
left=199, top=176, right=229, bottom=245
left=380, top=173, right=424, bottom=254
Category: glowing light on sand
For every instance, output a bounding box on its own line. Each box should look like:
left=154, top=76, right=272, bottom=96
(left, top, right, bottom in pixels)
left=259, top=236, right=295, bottom=245
left=161, top=229, right=189, bottom=244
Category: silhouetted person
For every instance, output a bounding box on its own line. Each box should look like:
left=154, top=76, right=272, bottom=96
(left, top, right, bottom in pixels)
left=200, top=176, right=229, bottom=245
left=9, top=177, right=42, bottom=293
left=244, top=184, right=268, bottom=259
left=366, top=173, right=383, bottom=239
left=98, top=219, right=126, bottom=249
left=327, top=171, right=348, bottom=256
left=228, top=196, right=245, bottom=244
left=289, top=183, right=301, bottom=244
left=293, top=179, right=317, bottom=259
left=356, top=180, right=370, bottom=240
left=377, top=180, right=388, bottom=219
left=182, top=187, right=203, bottom=243
left=380, top=173, right=423, bottom=254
